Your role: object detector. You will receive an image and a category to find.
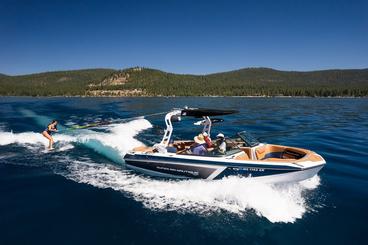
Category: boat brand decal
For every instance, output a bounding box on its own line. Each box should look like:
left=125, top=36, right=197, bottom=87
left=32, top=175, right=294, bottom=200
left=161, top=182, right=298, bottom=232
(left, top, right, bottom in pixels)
left=156, top=166, right=199, bottom=177
left=125, top=159, right=216, bottom=179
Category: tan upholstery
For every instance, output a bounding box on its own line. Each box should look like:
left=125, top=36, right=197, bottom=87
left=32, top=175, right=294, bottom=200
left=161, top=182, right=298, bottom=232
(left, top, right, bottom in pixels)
left=235, top=152, right=250, bottom=160
left=239, top=147, right=252, bottom=159
left=262, top=158, right=295, bottom=162
left=256, top=144, right=310, bottom=160
left=255, top=145, right=267, bottom=159
left=132, top=146, right=154, bottom=153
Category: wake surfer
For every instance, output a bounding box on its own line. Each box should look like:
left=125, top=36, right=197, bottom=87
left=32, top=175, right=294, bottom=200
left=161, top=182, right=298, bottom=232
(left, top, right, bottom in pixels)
left=42, top=120, right=58, bottom=150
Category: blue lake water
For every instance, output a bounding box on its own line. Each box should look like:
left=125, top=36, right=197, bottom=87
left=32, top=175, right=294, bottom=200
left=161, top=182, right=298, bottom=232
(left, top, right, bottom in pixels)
left=0, top=97, right=367, bottom=245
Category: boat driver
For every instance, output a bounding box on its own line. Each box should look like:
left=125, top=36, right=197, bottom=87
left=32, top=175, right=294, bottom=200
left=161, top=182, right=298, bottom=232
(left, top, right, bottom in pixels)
left=216, top=133, right=226, bottom=154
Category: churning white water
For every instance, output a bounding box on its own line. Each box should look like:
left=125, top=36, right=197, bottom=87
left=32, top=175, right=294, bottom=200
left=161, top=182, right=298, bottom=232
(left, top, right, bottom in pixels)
left=0, top=118, right=321, bottom=223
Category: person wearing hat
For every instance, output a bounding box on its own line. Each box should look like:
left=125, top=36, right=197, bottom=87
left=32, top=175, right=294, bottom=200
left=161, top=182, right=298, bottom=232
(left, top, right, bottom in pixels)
left=202, top=132, right=213, bottom=148
left=191, top=133, right=207, bottom=155
left=216, top=133, right=226, bottom=154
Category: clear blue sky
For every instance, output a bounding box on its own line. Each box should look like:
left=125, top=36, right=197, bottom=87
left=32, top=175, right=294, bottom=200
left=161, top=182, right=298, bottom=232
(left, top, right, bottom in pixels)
left=1, top=0, right=367, bottom=75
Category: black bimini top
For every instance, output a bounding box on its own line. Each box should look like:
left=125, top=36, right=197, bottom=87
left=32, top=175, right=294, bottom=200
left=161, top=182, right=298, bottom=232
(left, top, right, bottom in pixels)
left=181, top=108, right=239, bottom=118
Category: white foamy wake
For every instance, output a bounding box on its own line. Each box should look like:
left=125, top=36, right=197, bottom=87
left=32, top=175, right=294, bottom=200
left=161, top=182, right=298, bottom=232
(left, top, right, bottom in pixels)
left=0, top=118, right=322, bottom=223
left=0, top=131, right=77, bottom=152
left=0, top=131, right=45, bottom=146
left=75, top=119, right=152, bottom=155
left=64, top=159, right=321, bottom=223
left=0, top=119, right=152, bottom=157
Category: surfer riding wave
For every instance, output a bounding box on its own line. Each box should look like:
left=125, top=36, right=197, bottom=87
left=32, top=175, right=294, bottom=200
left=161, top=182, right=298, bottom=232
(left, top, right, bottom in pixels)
left=42, top=120, right=58, bottom=150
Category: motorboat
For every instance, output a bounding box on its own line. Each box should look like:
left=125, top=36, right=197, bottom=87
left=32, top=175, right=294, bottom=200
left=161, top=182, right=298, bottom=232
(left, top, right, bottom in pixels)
left=124, top=107, right=326, bottom=183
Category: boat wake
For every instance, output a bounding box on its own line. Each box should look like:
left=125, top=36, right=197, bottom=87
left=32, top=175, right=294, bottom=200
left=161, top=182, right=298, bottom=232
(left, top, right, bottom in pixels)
left=0, top=115, right=322, bottom=223
left=63, top=158, right=320, bottom=223
left=0, top=118, right=152, bottom=162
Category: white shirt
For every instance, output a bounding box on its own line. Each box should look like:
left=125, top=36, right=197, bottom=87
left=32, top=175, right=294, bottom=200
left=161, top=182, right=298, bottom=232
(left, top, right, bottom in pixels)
left=218, top=141, right=226, bottom=154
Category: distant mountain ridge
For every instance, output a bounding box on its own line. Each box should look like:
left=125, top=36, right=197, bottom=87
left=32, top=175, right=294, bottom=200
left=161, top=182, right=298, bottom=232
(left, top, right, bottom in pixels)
left=1, top=67, right=367, bottom=96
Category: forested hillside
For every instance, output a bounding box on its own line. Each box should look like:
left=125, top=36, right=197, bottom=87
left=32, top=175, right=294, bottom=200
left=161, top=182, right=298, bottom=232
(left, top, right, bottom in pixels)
left=1, top=67, right=367, bottom=96
left=0, top=69, right=115, bottom=96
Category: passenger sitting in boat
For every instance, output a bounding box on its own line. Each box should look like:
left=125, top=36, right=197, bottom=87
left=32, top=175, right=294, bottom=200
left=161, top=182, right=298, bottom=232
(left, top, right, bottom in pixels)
left=202, top=132, right=213, bottom=148
left=216, top=133, right=226, bottom=154
left=191, top=134, right=207, bottom=155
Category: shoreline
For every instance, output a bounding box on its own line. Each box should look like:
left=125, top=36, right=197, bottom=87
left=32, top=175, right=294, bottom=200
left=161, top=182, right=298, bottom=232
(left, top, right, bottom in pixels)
left=0, top=95, right=366, bottom=99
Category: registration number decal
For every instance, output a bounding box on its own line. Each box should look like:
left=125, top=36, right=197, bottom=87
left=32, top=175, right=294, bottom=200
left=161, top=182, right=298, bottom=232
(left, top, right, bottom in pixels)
left=232, top=167, right=265, bottom=172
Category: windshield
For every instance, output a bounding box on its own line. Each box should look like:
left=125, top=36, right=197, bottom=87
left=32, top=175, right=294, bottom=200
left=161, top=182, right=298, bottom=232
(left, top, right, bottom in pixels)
left=236, top=131, right=260, bottom=147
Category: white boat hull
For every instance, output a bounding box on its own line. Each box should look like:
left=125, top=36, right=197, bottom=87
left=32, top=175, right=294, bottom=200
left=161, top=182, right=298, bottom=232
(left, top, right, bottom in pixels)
left=124, top=152, right=325, bottom=183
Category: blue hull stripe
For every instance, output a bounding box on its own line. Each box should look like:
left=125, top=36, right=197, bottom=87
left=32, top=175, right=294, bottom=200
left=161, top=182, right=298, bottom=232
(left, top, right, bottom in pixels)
left=125, top=159, right=216, bottom=179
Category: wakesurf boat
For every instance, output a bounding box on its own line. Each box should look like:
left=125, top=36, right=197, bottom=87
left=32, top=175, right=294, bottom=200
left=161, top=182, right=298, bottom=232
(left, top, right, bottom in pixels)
left=124, top=107, right=326, bottom=183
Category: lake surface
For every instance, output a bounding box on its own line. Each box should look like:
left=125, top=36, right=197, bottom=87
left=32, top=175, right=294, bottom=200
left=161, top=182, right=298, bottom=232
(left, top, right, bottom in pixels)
left=0, top=97, right=367, bottom=245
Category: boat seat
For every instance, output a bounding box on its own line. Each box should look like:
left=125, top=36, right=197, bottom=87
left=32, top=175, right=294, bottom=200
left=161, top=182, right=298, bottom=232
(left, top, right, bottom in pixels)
left=173, top=141, right=196, bottom=154
left=256, top=145, right=304, bottom=160
left=133, top=146, right=154, bottom=153
left=261, top=152, right=284, bottom=160
left=261, top=157, right=295, bottom=162
left=239, top=147, right=252, bottom=159
left=235, top=152, right=250, bottom=160
left=255, top=145, right=267, bottom=159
